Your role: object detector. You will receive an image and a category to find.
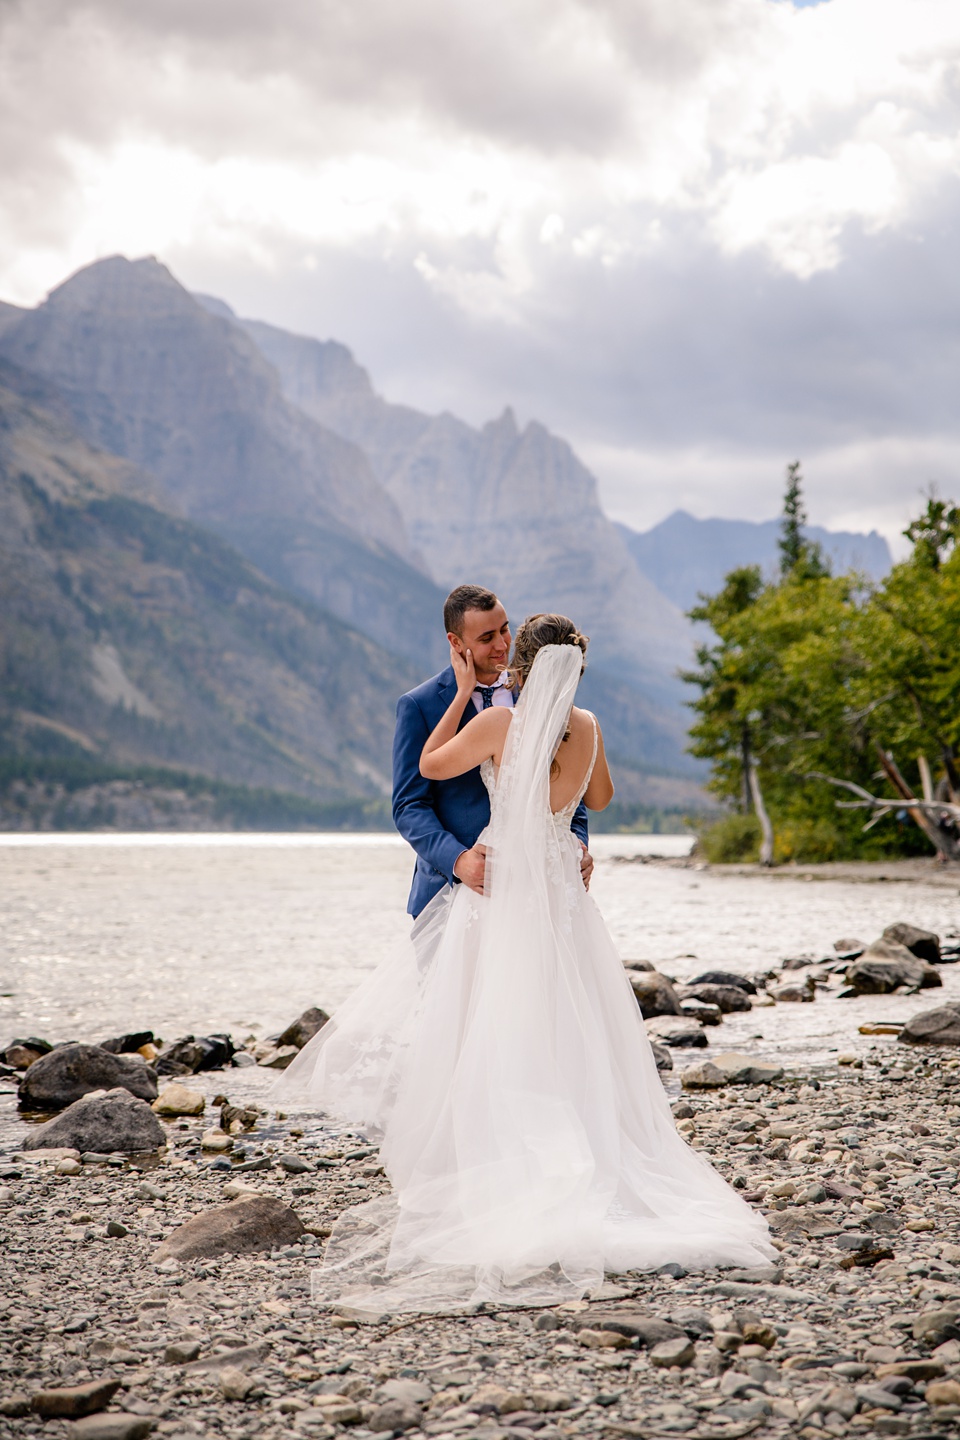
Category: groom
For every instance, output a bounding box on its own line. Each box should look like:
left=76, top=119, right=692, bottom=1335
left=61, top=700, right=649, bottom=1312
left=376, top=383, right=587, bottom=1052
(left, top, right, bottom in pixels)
left=392, top=583, right=593, bottom=918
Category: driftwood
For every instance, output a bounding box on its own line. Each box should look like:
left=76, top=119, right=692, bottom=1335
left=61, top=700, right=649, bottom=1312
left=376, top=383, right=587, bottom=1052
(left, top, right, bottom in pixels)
left=809, top=752, right=960, bottom=862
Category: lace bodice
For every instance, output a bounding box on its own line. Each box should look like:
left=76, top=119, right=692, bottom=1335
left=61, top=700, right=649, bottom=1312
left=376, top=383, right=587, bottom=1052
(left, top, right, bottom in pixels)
left=480, top=711, right=598, bottom=823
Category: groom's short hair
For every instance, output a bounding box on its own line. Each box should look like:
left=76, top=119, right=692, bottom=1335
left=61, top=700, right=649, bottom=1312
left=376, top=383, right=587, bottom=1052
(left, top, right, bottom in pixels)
left=444, top=584, right=498, bottom=636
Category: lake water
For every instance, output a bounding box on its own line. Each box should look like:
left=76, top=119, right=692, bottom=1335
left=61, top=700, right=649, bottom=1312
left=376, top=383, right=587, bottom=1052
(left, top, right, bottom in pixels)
left=1, top=833, right=958, bottom=1080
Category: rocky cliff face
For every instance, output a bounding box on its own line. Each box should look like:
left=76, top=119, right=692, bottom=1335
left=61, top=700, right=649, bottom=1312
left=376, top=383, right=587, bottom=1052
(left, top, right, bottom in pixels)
left=0, top=259, right=447, bottom=667
left=0, top=358, right=415, bottom=801
left=236, top=313, right=694, bottom=770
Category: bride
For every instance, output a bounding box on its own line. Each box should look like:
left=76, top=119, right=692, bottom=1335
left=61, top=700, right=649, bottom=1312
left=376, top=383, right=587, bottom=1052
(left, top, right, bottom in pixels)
left=275, top=615, right=775, bottom=1313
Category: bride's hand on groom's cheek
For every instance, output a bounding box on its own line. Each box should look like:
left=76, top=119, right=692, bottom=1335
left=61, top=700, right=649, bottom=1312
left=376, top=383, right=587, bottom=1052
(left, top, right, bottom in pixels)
left=450, top=643, right=476, bottom=693
left=579, top=845, right=594, bottom=891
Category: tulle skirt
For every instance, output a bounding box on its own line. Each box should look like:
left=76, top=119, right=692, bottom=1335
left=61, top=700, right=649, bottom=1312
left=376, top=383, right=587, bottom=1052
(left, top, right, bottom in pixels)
left=274, top=824, right=775, bottom=1313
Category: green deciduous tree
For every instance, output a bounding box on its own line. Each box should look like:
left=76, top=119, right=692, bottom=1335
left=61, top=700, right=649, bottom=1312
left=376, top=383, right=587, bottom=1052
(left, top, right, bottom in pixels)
left=684, top=477, right=960, bottom=863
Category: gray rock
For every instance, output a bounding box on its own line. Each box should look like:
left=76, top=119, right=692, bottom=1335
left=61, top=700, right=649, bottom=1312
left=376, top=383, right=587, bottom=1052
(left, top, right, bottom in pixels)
left=645, top=1016, right=708, bottom=1048
left=668, top=1306, right=714, bottom=1338
left=154, top=1195, right=304, bottom=1261
left=845, top=942, right=941, bottom=995
left=629, top=972, right=683, bottom=1018
left=377, top=1380, right=432, bottom=1406
left=31, top=1379, right=122, bottom=1418
left=67, top=1418, right=156, bottom=1440
left=277, top=1007, right=330, bottom=1049
left=680, top=1060, right=727, bottom=1089
left=366, top=1401, right=423, bottom=1432
left=883, top=923, right=941, bottom=965
left=18, top=1043, right=158, bottom=1111
left=724, top=1265, right=782, bottom=1284
left=683, top=1052, right=783, bottom=1088
left=649, top=1336, right=696, bottom=1368
left=769, top=978, right=815, bottom=1002
left=22, top=1088, right=165, bottom=1154
left=679, top=999, right=722, bottom=1025
left=899, top=1005, right=960, bottom=1047
left=156, top=1034, right=235, bottom=1075
left=164, top=1341, right=201, bottom=1364
left=277, top=1152, right=313, bottom=1174
left=834, top=937, right=867, bottom=957
left=677, top=983, right=752, bottom=1013
left=854, top=1384, right=902, bottom=1411
left=572, top=1311, right=684, bottom=1346
left=2, top=1036, right=53, bottom=1068
left=913, top=1307, right=960, bottom=1347
left=219, top=1366, right=253, bottom=1402
left=183, top=1342, right=271, bottom=1373
left=688, top=971, right=757, bottom=994
left=99, top=1031, right=154, bottom=1056
left=650, top=1042, right=674, bottom=1073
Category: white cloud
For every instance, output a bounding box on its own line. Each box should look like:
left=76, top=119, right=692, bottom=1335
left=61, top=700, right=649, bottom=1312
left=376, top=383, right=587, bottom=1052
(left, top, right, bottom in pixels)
left=2, top=0, right=960, bottom=539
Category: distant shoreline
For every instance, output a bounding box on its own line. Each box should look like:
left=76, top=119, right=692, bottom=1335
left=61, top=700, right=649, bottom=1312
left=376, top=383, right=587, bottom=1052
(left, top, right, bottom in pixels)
left=690, top=857, right=960, bottom=888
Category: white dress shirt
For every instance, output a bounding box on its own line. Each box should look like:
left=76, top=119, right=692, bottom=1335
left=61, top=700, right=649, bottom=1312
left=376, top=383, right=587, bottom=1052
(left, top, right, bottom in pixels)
left=470, top=674, right=515, bottom=714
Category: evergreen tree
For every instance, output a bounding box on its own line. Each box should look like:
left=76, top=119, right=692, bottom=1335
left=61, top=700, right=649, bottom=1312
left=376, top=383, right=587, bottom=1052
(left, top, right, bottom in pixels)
left=778, top=461, right=828, bottom=580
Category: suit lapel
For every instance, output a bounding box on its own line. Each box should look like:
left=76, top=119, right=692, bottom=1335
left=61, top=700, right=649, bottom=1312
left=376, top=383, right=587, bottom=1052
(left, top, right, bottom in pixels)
left=435, top=667, right=474, bottom=734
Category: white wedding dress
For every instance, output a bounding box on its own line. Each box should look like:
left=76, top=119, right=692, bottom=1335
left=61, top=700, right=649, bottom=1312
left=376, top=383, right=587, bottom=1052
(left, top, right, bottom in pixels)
left=275, top=646, right=775, bottom=1313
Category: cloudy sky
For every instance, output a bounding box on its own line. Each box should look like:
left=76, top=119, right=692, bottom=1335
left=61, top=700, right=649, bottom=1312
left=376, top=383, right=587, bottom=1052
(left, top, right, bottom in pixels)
left=2, top=0, right=959, bottom=548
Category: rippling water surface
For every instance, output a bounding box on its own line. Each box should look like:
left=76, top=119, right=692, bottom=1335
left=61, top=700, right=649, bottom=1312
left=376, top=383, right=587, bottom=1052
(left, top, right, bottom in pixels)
left=1, top=832, right=958, bottom=1079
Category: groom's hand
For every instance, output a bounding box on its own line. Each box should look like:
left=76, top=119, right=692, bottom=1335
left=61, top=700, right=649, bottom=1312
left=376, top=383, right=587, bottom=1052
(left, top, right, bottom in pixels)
left=579, top=843, right=594, bottom=891
left=454, top=844, right=487, bottom=895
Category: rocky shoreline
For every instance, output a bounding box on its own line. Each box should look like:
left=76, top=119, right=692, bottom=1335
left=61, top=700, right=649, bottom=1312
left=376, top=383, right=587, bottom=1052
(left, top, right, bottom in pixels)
left=5, top=925, right=960, bottom=1440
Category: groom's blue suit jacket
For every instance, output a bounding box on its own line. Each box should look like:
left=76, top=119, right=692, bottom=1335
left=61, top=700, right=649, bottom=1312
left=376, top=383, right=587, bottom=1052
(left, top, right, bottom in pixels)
left=392, top=665, right=590, bottom=918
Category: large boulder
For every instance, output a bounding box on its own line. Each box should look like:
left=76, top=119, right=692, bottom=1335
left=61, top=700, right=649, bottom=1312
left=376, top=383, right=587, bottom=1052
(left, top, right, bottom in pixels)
left=629, top=972, right=683, bottom=1018
left=882, top=923, right=941, bottom=965
left=155, top=1195, right=304, bottom=1261
left=645, top=1017, right=708, bottom=1048
left=899, top=1005, right=960, bottom=1047
left=276, top=1007, right=330, bottom=1050
left=18, top=1043, right=158, bottom=1111
left=688, top=971, right=757, bottom=995
left=677, top=983, right=752, bottom=1013
left=22, top=1087, right=165, bottom=1152
left=845, top=942, right=941, bottom=996
left=156, top=1034, right=235, bottom=1075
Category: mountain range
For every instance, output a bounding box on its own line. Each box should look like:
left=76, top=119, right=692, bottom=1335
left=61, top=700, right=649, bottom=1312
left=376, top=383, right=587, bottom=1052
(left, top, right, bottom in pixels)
left=0, top=254, right=892, bottom=826
left=617, top=510, right=891, bottom=614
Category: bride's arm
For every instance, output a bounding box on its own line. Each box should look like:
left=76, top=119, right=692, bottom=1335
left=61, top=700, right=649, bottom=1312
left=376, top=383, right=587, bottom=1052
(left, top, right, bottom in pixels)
left=420, top=646, right=511, bottom=780
left=583, top=718, right=615, bottom=810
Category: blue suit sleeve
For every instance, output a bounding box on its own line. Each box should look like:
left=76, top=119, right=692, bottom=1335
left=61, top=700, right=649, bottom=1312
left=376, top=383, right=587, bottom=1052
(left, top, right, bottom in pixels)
left=392, top=693, right=466, bottom=887
left=571, top=801, right=590, bottom=849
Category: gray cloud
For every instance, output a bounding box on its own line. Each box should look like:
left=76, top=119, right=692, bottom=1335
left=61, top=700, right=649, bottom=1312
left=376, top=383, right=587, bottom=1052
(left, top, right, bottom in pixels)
left=2, top=0, right=960, bottom=545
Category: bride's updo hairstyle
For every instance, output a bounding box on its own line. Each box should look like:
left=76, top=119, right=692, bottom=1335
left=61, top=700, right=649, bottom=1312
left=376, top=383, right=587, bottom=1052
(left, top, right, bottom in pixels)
left=507, top=613, right=588, bottom=691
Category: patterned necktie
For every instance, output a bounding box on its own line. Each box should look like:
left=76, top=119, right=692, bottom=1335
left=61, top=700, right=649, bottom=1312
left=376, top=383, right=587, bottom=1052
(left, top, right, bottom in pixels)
left=475, top=685, right=496, bottom=709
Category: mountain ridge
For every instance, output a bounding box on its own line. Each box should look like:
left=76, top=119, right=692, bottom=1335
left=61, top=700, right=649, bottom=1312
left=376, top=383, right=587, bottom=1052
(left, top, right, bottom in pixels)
left=617, top=510, right=892, bottom=614
left=0, top=355, right=418, bottom=802
left=0, top=257, right=449, bottom=668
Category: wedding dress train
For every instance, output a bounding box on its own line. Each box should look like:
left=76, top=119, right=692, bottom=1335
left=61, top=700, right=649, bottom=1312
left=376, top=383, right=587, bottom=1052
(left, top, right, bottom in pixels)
left=275, top=646, right=775, bottom=1313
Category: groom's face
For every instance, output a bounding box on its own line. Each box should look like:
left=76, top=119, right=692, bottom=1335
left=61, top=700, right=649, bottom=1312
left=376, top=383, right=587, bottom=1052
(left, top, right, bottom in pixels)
left=449, top=602, right=511, bottom=684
